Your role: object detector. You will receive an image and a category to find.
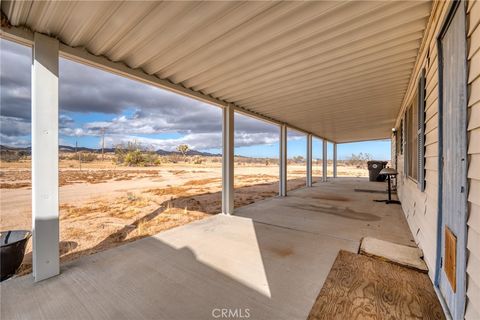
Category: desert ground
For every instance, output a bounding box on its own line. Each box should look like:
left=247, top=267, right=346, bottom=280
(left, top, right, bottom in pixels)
left=0, top=155, right=368, bottom=276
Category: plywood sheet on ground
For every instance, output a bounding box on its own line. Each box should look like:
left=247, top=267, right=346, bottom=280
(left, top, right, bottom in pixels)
left=307, top=250, right=445, bottom=320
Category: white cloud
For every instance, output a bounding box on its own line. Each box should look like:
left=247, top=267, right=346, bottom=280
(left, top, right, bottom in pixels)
left=0, top=133, right=30, bottom=147
left=60, top=127, right=87, bottom=137
left=104, top=132, right=222, bottom=151
left=1, top=39, right=285, bottom=151
left=101, top=130, right=281, bottom=151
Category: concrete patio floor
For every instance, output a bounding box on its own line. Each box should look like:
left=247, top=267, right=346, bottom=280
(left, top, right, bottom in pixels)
left=0, top=178, right=416, bottom=320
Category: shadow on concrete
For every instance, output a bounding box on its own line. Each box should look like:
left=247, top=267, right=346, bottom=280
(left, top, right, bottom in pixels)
left=1, top=178, right=427, bottom=320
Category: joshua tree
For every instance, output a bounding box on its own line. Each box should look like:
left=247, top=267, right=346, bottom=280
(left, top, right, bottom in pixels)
left=176, top=144, right=190, bottom=161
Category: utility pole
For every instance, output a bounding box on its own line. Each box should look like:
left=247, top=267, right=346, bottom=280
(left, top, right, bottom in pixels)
left=101, top=128, right=105, bottom=161
left=76, top=140, right=81, bottom=171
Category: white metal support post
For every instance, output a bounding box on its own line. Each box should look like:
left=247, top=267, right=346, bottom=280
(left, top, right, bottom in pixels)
left=322, top=139, right=328, bottom=182
left=306, top=134, right=313, bottom=187
left=32, top=32, right=60, bottom=281
left=279, top=124, right=287, bottom=196
left=222, top=104, right=234, bottom=214
left=333, top=143, right=338, bottom=178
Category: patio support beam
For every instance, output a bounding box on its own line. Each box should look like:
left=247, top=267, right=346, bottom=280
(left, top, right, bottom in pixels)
left=322, top=139, right=328, bottom=182
left=333, top=143, right=338, bottom=178
left=31, top=32, right=60, bottom=282
left=279, top=124, right=287, bottom=196
left=306, top=134, right=313, bottom=187
left=222, top=104, right=234, bottom=215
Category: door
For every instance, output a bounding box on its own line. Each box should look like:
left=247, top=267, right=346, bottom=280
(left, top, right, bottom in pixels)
left=438, top=2, right=468, bottom=319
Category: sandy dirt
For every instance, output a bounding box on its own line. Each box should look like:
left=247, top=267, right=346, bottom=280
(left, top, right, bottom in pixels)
left=0, top=159, right=367, bottom=276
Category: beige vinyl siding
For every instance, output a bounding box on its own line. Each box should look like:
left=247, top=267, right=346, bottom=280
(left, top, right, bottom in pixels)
left=396, top=1, right=480, bottom=318
left=466, top=1, right=480, bottom=318
left=395, top=0, right=448, bottom=283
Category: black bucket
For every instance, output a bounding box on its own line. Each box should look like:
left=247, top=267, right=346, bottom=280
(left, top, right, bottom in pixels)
left=1, top=230, right=31, bottom=281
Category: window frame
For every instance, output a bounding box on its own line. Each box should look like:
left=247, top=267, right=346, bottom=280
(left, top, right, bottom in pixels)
left=406, top=92, right=419, bottom=182
left=417, top=69, right=426, bottom=191
left=403, top=69, right=426, bottom=186
left=398, top=119, right=403, bottom=155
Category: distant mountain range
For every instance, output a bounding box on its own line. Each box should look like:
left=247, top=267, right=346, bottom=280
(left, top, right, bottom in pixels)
left=0, top=145, right=221, bottom=157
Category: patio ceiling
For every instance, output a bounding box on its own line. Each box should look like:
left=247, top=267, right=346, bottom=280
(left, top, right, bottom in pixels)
left=1, top=1, right=432, bottom=143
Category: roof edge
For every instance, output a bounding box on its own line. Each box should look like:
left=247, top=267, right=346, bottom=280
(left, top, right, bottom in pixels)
left=1, top=24, right=330, bottom=141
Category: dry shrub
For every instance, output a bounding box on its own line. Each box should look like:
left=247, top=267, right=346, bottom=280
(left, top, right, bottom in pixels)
left=0, top=170, right=31, bottom=183
left=345, top=152, right=373, bottom=169
left=147, top=186, right=190, bottom=197
left=184, top=178, right=222, bottom=186
left=58, top=169, right=159, bottom=187
left=170, top=170, right=186, bottom=175
left=80, top=152, right=98, bottom=162
left=192, top=156, right=204, bottom=165
left=166, top=154, right=182, bottom=163
left=0, top=182, right=30, bottom=189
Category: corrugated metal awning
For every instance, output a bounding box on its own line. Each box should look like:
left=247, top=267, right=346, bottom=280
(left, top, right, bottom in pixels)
left=0, top=0, right=432, bottom=142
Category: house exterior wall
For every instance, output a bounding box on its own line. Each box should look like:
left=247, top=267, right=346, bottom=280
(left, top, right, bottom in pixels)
left=394, top=1, right=479, bottom=318
left=395, top=0, right=447, bottom=283
left=465, top=1, right=480, bottom=318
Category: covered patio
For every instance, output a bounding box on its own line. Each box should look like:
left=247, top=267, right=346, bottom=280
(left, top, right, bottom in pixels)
left=4, top=0, right=474, bottom=318
left=1, top=178, right=417, bottom=320
left=0, top=0, right=431, bottom=282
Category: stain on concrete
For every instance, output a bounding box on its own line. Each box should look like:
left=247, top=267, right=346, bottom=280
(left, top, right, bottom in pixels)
left=312, top=195, right=350, bottom=201
left=285, top=203, right=380, bottom=221
left=268, top=246, right=294, bottom=257
left=293, top=193, right=350, bottom=202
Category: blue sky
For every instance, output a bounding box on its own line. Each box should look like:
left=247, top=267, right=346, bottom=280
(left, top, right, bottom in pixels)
left=1, top=38, right=390, bottom=160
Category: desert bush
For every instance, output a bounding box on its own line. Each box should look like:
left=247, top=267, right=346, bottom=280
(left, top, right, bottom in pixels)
left=143, top=152, right=159, bottom=166
left=346, top=152, right=373, bottom=168
left=114, top=141, right=160, bottom=167
left=0, top=151, right=25, bottom=162
left=115, top=141, right=141, bottom=165
left=192, top=156, right=204, bottom=165
left=58, top=153, right=70, bottom=160
left=80, top=152, right=98, bottom=162
left=124, top=149, right=145, bottom=166
left=292, top=155, right=305, bottom=163
left=156, top=156, right=170, bottom=165
left=166, top=154, right=182, bottom=164
left=210, top=157, right=221, bottom=163
left=115, top=143, right=129, bottom=164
